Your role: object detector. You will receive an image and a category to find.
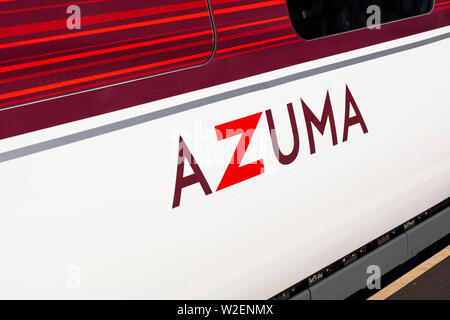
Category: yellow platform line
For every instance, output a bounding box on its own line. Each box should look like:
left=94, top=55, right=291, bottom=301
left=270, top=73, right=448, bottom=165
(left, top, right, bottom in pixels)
left=368, top=245, right=450, bottom=300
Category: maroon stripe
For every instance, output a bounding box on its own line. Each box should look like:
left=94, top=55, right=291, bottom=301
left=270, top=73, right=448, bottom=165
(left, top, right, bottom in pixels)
left=0, top=0, right=448, bottom=141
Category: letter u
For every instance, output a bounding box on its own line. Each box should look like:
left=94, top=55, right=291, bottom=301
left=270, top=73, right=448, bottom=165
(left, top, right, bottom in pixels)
left=265, top=103, right=300, bottom=165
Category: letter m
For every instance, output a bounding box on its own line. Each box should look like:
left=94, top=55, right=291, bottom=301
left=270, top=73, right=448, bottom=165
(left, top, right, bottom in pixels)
left=301, top=91, right=338, bottom=154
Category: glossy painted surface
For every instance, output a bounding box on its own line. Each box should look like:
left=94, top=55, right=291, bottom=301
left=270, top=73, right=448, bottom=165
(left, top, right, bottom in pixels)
left=0, top=0, right=449, bottom=139
left=0, top=0, right=214, bottom=109
left=0, top=1, right=448, bottom=299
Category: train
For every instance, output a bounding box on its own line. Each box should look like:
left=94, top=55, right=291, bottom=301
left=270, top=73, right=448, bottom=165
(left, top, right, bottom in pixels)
left=0, top=0, right=449, bottom=299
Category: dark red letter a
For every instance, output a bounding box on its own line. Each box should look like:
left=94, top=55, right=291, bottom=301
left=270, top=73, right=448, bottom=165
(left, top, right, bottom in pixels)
left=172, top=136, right=212, bottom=208
left=343, top=85, right=369, bottom=142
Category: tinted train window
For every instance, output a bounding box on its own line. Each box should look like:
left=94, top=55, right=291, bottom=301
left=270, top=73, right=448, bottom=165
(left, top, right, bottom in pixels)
left=0, top=0, right=214, bottom=108
left=286, top=0, right=434, bottom=40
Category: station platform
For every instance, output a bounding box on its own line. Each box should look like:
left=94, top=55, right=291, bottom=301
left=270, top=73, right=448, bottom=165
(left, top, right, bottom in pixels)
left=369, top=245, right=450, bottom=300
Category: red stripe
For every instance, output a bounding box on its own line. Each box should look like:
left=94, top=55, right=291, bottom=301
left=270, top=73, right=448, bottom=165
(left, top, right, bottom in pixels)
left=0, top=0, right=106, bottom=15
left=0, top=16, right=282, bottom=67
left=0, top=39, right=212, bottom=86
left=1, top=19, right=289, bottom=86
left=211, top=0, right=250, bottom=4
left=0, top=16, right=289, bottom=80
left=220, top=24, right=291, bottom=41
left=214, top=0, right=285, bottom=15
left=217, top=34, right=297, bottom=54
left=0, top=60, right=204, bottom=109
left=0, top=35, right=297, bottom=101
left=0, top=0, right=284, bottom=53
left=0, top=1, right=208, bottom=39
left=435, top=1, right=450, bottom=6
left=0, top=51, right=212, bottom=101
left=0, top=11, right=210, bottom=49
left=0, top=3, right=447, bottom=140
left=435, top=4, right=450, bottom=10
left=0, top=24, right=209, bottom=66
left=217, top=39, right=299, bottom=60
left=218, top=16, right=288, bottom=32
left=0, top=30, right=212, bottom=73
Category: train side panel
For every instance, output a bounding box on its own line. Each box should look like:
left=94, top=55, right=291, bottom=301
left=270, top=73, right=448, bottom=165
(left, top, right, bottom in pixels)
left=0, top=26, right=449, bottom=298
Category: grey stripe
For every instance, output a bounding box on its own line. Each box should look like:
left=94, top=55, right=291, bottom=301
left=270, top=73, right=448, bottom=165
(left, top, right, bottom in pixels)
left=1, top=32, right=449, bottom=164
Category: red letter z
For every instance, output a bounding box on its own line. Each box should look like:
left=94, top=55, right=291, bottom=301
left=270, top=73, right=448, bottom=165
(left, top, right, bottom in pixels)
left=215, top=112, right=265, bottom=191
